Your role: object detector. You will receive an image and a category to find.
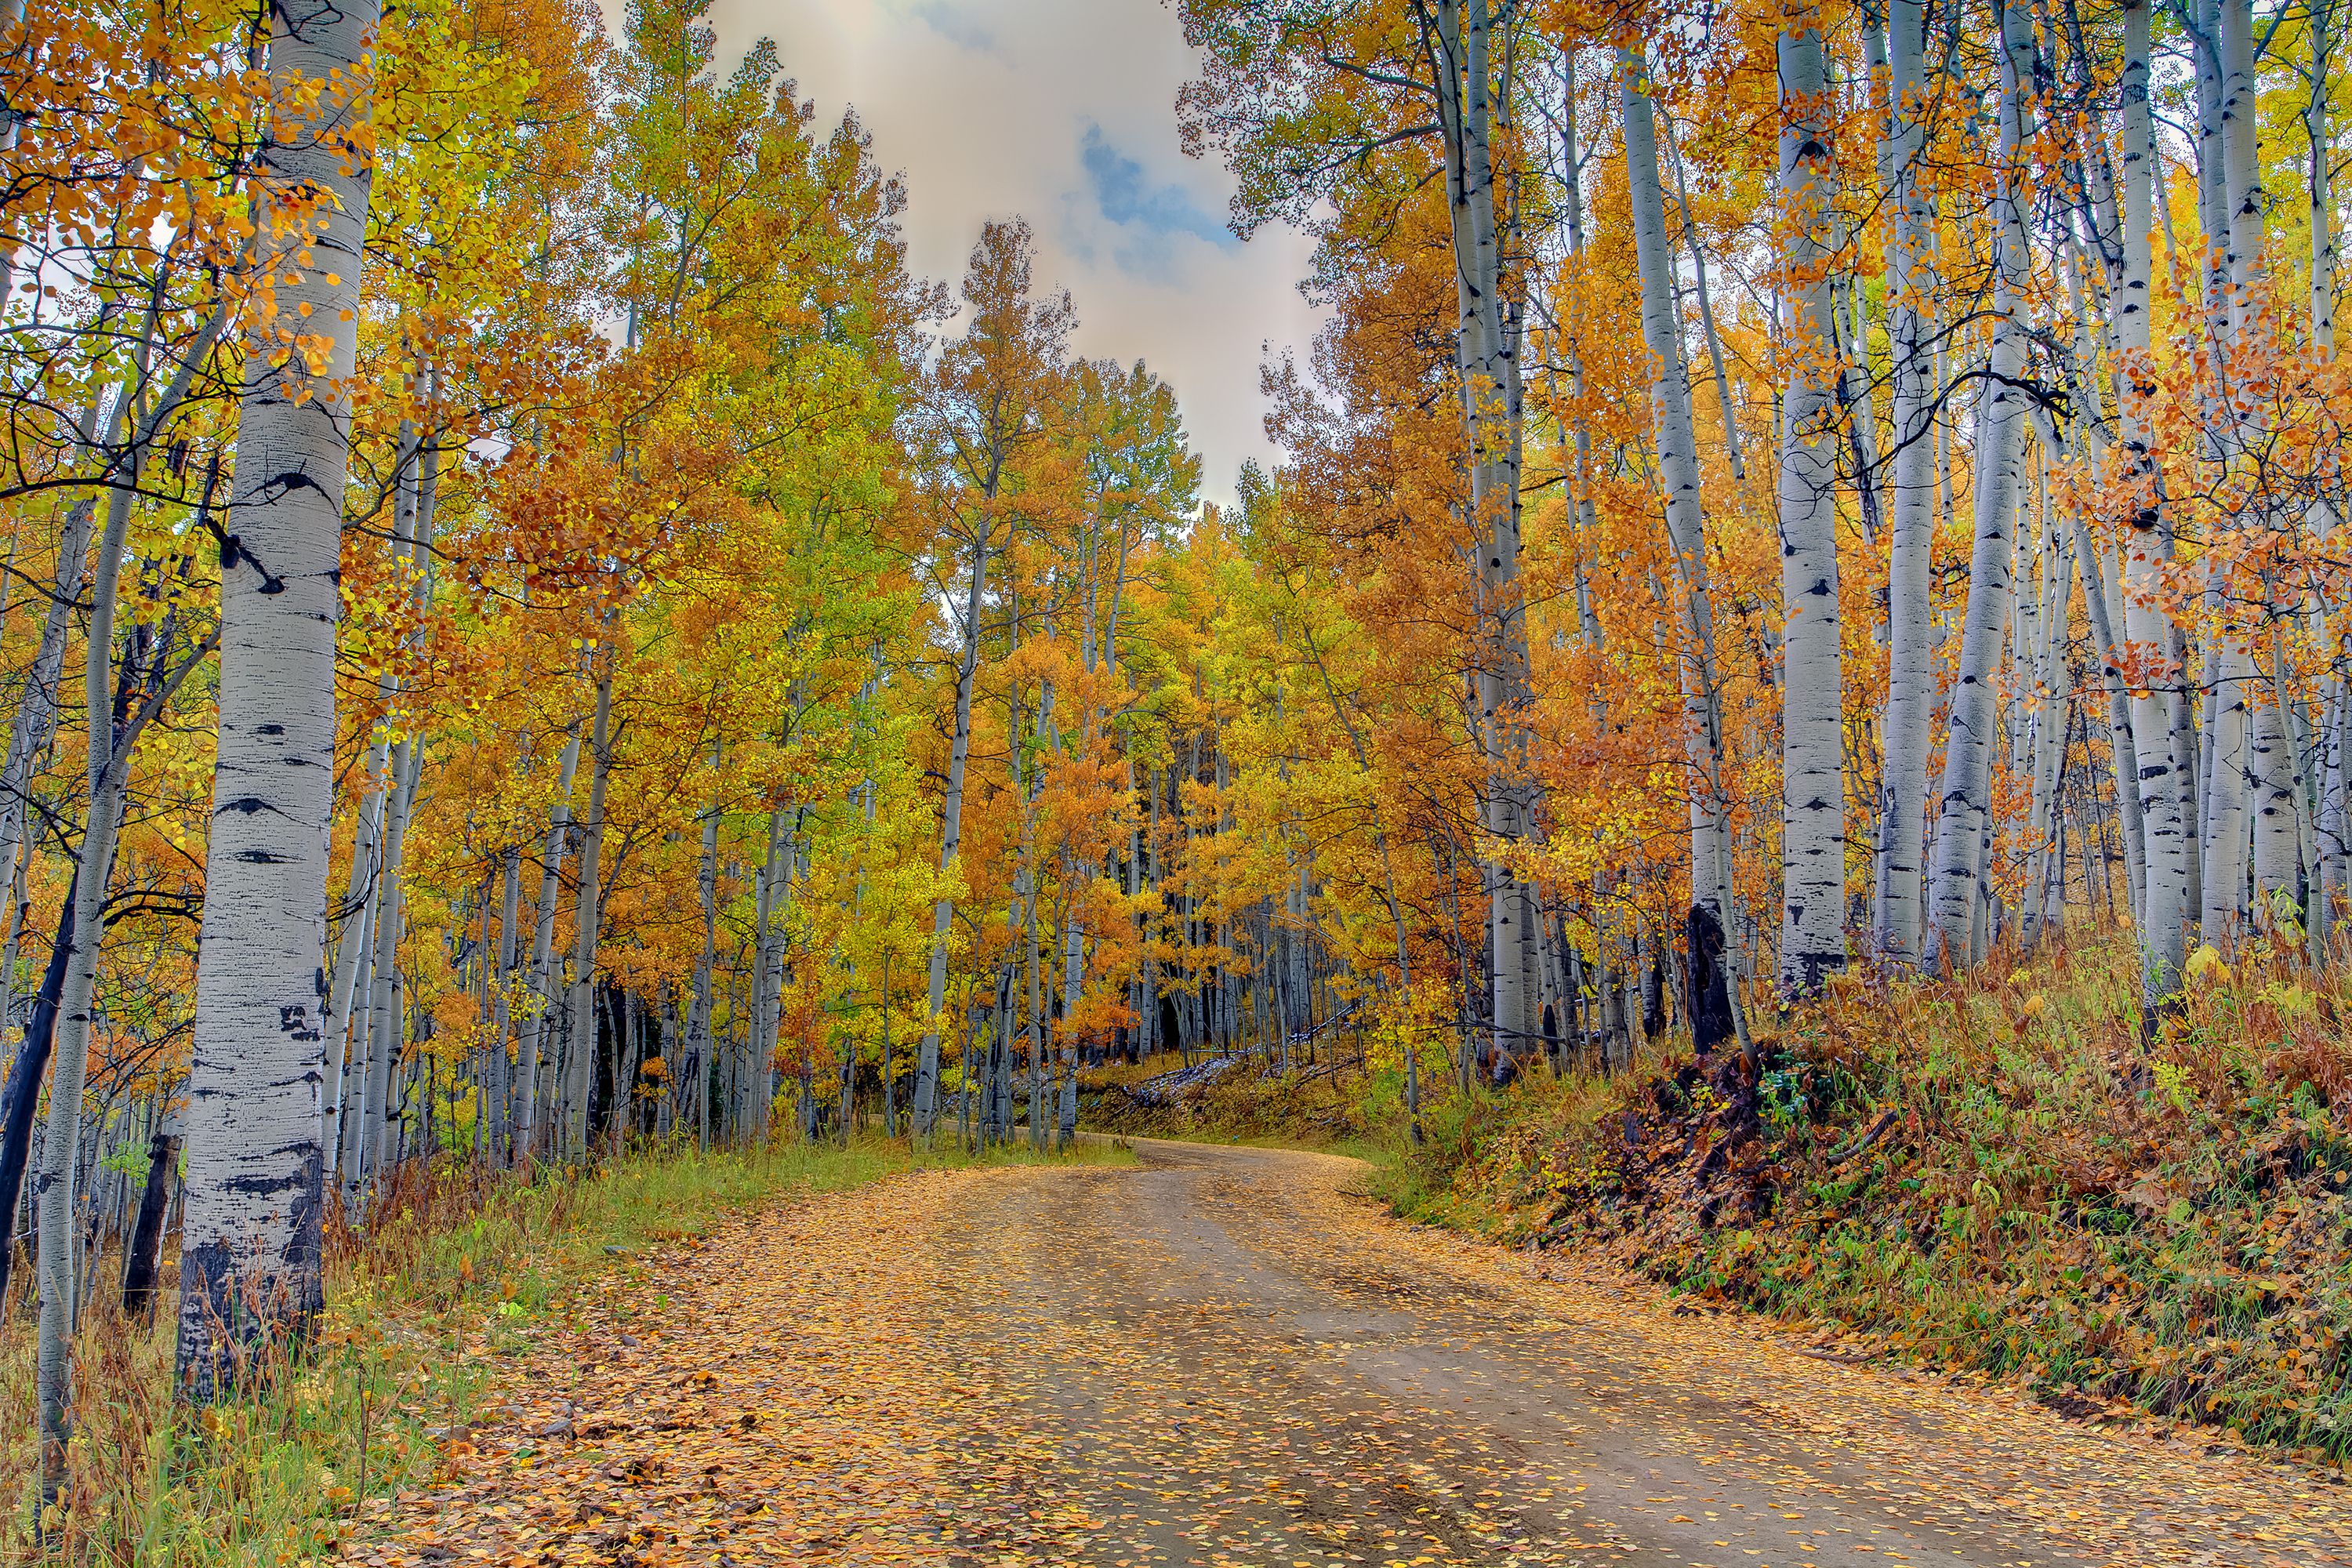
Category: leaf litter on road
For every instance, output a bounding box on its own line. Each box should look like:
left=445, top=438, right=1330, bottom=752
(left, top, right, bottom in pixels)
left=352, top=1145, right=2352, bottom=1568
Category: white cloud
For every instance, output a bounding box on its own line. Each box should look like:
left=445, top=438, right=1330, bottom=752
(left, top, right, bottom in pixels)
left=688, top=0, right=1324, bottom=506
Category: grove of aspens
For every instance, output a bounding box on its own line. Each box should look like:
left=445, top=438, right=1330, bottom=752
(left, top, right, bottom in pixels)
left=6, top=0, right=2352, bottom=1562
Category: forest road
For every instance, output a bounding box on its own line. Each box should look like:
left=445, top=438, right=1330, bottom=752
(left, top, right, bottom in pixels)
left=362, top=1138, right=2352, bottom=1568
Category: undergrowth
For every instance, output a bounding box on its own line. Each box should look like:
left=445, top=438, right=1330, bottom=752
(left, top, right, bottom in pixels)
left=1081, top=1048, right=1369, bottom=1144
left=1369, top=932, right=2352, bottom=1465
left=0, top=1134, right=1105, bottom=1565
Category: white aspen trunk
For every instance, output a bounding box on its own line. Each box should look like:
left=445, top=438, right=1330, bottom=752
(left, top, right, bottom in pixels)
left=488, top=846, right=520, bottom=1158
left=914, top=526, right=984, bottom=1135
left=1438, top=2, right=1537, bottom=1069
left=2314, top=0, right=2347, bottom=953
left=1057, top=901, right=1081, bottom=1144
left=2201, top=629, right=2253, bottom=939
left=691, top=760, right=718, bottom=1150
left=321, top=869, right=370, bottom=1190
left=1923, top=0, right=2034, bottom=971
left=319, top=771, right=384, bottom=1172
left=752, top=807, right=788, bottom=1143
left=561, top=668, right=612, bottom=1163
left=746, top=851, right=772, bottom=1141
left=2056, top=491, right=2149, bottom=924
left=2317, top=0, right=2339, bottom=357
left=1660, top=110, right=1745, bottom=481
left=2251, top=601, right=2304, bottom=919
left=0, top=333, right=205, bottom=1029
left=2021, top=498, right=2074, bottom=950
left=1025, top=880, right=1044, bottom=1148
left=333, top=913, right=373, bottom=1202
left=176, top=0, right=376, bottom=1399
left=2192, top=6, right=2230, bottom=911
left=516, top=728, right=582, bottom=1161
left=0, top=503, right=95, bottom=972
left=38, top=626, right=203, bottom=1493
left=2111, top=0, right=2194, bottom=1011
left=1621, top=48, right=1750, bottom=1055
left=330, top=419, right=434, bottom=1189
left=2220, top=0, right=2264, bottom=350
left=2326, top=687, right=2351, bottom=950
left=2194, top=0, right=2267, bottom=946
left=31, top=291, right=231, bottom=1485
left=1873, top=0, right=1940, bottom=966
left=1775, top=16, right=1844, bottom=997
left=2048, top=223, right=2154, bottom=925
left=318, top=430, right=423, bottom=1175
left=361, top=742, right=419, bottom=1192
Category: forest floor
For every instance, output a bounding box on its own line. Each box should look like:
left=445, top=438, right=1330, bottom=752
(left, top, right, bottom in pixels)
left=346, top=1138, right=2352, bottom=1568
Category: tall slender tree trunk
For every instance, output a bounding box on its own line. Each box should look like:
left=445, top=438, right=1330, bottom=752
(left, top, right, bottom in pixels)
left=2107, top=0, right=2195, bottom=1015
left=356, top=742, right=418, bottom=1203
left=691, top=760, right=718, bottom=1150
left=1621, top=48, right=1751, bottom=1058
left=1924, top=0, right=2034, bottom=971
left=1434, top=2, right=1537, bottom=1074
left=321, top=769, right=385, bottom=1179
left=485, top=845, right=519, bottom=1156
left=1874, top=0, right=1940, bottom=966
left=915, top=527, right=985, bottom=1136
left=0, top=501, right=95, bottom=1021
left=176, top=0, right=377, bottom=1403
left=1775, top=15, right=1846, bottom=997
left=2310, top=0, right=2346, bottom=955
left=39, top=623, right=165, bottom=1497
left=119, top=1108, right=179, bottom=1317
left=516, top=729, right=582, bottom=1163
left=562, top=667, right=613, bottom=1163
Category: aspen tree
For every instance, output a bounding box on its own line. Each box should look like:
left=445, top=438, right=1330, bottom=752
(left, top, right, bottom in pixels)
left=176, top=0, right=378, bottom=1402
left=911, top=223, right=1069, bottom=1136
left=1874, top=0, right=1940, bottom=964
left=561, top=664, right=613, bottom=1162
left=1621, top=48, right=1749, bottom=1054
left=1775, top=13, right=1846, bottom=996
left=1924, top=0, right=2034, bottom=970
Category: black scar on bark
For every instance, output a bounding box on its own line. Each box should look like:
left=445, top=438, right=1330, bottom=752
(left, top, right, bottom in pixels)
left=175, top=1237, right=238, bottom=1402
left=1684, top=902, right=1735, bottom=1058
left=0, top=891, right=75, bottom=1308
left=122, top=1122, right=182, bottom=1316
left=223, top=1169, right=310, bottom=1197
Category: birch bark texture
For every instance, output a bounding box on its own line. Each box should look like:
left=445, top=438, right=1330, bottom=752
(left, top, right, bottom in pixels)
left=913, top=526, right=982, bottom=1136
left=1433, top=0, right=1539, bottom=1069
left=177, top=0, right=378, bottom=1402
left=2111, top=0, right=2194, bottom=1012
left=1872, top=0, right=1940, bottom=966
left=1924, top=0, right=2033, bottom=971
left=561, top=666, right=613, bottom=1163
left=1774, top=16, right=1846, bottom=997
left=1621, top=49, right=1744, bottom=1047
left=516, top=727, right=582, bottom=1161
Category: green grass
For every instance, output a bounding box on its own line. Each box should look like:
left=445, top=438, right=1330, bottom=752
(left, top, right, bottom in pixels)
left=2, top=1133, right=1119, bottom=1565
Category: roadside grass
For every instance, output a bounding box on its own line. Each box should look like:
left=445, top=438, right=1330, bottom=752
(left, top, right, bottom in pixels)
left=1363, top=931, right=2352, bottom=1465
left=0, top=1133, right=1117, bottom=1565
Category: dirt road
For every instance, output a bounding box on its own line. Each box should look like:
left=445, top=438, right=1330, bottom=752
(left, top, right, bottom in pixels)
left=361, top=1139, right=2352, bottom=1567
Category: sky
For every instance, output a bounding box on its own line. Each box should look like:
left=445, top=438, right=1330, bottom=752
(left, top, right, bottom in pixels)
left=699, top=0, right=1327, bottom=508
